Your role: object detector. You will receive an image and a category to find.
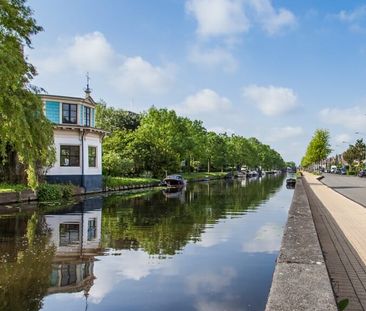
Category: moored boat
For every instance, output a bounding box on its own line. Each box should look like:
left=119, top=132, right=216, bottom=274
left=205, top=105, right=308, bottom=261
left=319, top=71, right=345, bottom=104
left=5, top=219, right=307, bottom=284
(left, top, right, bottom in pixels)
left=286, top=178, right=296, bottom=189
left=163, top=175, right=186, bottom=188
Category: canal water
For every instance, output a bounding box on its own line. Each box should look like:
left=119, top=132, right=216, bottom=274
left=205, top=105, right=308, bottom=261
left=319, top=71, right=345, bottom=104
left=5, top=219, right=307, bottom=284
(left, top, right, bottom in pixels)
left=0, top=175, right=293, bottom=311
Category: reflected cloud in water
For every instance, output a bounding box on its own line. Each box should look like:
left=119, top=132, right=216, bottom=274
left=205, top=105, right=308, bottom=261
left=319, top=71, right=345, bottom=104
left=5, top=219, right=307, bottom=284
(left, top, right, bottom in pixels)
left=242, top=223, right=283, bottom=254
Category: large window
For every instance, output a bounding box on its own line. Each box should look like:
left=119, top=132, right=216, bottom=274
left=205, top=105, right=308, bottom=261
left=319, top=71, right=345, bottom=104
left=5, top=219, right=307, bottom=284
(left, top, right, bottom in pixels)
left=88, top=146, right=97, bottom=167
left=62, top=103, right=77, bottom=124
left=59, top=223, right=80, bottom=246
left=60, top=145, right=80, bottom=167
left=84, top=106, right=91, bottom=127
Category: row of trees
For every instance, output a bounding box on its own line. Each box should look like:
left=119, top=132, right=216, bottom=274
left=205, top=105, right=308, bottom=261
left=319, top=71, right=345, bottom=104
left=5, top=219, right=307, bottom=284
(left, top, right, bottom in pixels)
left=97, top=104, right=286, bottom=178
left=301, top=129, right=365, bottom=172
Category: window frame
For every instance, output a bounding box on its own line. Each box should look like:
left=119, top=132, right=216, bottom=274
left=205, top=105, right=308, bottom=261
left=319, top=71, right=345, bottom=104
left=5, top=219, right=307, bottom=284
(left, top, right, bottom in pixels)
left=60, top=145, right=80, bottom=167
left=84, top=106, right=91, bottom=127
left=59, top=223, right=80, bottom=246
left=88, top=146, right=97, bottom=168
left=62, top=103, right=78, bottom=124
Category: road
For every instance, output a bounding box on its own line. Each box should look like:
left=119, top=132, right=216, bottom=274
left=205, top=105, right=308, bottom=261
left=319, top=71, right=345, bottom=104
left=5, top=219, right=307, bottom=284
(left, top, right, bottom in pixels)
left=321, top=173, right=366, bottom=207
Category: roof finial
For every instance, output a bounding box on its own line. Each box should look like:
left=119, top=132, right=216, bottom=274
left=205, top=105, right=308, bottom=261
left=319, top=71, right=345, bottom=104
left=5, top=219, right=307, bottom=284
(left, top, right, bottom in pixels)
left=84, top=72, right=92, bottom=97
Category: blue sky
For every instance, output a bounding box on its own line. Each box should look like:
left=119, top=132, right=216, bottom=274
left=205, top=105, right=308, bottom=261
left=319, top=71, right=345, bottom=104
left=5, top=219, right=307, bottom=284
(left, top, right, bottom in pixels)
left=27, top=0, right=366, bottom=163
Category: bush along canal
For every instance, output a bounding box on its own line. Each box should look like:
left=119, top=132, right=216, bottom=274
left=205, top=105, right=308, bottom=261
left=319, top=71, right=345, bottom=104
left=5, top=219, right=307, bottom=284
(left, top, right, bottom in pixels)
left=0, top=174, right=294, bottom=311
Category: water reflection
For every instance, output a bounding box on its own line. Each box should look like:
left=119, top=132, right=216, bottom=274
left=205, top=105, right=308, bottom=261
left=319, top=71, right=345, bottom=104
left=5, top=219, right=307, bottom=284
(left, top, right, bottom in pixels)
left=45, top=198, right=103, bottom=296
left=0, top=174, right=292, bottom=311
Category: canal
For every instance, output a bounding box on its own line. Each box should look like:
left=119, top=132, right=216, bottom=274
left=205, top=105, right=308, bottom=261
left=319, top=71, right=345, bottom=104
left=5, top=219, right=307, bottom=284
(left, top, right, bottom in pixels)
left=0, top=175, right=293, bottom=311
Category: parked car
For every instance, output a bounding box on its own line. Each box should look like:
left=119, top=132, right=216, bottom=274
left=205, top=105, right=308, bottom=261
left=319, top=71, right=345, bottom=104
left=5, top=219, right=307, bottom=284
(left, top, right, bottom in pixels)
left=358, top=170, right=366, bottom=177
left=340, top=168, right=347, bottom=175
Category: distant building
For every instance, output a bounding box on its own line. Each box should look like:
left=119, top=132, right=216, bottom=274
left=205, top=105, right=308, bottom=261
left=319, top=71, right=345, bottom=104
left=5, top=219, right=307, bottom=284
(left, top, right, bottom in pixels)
left=41, top=88, right=106, bottom=192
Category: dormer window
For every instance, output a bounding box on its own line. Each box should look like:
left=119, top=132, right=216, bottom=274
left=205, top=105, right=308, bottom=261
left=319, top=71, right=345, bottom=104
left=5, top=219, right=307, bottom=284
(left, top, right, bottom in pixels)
left=85, top=106, right=91, bottom=127
left=62, top=103, right=77, bottom=124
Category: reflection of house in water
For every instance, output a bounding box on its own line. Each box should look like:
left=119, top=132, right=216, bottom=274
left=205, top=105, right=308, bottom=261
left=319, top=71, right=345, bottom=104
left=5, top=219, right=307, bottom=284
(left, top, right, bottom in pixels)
left=44, top=197, right=103, bottom=295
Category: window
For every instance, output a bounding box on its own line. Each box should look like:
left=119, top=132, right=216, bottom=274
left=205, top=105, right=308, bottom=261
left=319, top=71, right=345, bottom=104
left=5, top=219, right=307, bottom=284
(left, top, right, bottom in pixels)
left=62, top=103, right=77, bottom=124
left=59, top=223, right=80, bottom=246
left=84, top=106, right=91, bottom=126
left=87, top=218, right=97, bottom=241
left=88, top=146, right=97, bottom=167
left=60, top=146, right=80, bottom=167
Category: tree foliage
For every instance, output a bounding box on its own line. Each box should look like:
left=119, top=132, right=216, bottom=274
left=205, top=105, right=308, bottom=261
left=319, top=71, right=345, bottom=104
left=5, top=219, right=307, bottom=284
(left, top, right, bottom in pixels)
left=301, top=129, right=331, bottom=168
left=343, top=139, right=366, bottom=169
left=0, top=0, right=54, bottom=188
left=98, top=104, right=286, bottom=178
left=96, top=101, right=140, bottom=131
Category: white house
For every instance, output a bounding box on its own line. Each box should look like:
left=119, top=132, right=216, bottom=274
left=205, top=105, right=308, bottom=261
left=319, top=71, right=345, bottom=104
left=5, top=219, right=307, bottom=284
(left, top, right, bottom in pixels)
left=41, top=89, right=106, bottom=192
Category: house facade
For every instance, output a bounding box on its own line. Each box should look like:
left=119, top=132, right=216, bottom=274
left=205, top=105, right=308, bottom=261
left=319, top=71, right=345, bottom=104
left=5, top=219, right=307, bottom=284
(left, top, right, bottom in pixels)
left=41, top=91, right=106, bottom=192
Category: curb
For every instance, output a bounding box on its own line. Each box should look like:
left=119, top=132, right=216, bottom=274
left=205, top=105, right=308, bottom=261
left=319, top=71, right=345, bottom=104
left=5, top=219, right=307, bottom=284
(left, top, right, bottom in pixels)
left=265, top=178, right=337, bottom=311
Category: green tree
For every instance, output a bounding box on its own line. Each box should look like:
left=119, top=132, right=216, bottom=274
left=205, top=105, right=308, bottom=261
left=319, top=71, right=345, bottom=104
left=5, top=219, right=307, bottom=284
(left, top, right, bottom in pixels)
left=130, top=108, right=189, bottom=177
left=301, top=129, right=331, bottom=168
left=343, top=139, right=366, bottom=171
left=0, top=0, right=54, bottom=188
left=96, top=100, right=140, bottom=131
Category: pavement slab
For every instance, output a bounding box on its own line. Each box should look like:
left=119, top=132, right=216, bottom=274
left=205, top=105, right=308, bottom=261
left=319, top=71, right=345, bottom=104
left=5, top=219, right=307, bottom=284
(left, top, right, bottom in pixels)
left=303, top=172, right=366, bottom=310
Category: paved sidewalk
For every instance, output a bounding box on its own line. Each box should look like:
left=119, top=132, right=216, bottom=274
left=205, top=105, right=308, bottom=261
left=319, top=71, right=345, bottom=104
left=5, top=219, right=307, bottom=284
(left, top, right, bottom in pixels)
left=303, top=172, right=366, bottom=310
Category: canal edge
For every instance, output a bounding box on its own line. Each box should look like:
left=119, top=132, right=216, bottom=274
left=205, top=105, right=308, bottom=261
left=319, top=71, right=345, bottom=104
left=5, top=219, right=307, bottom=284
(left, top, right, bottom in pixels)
left=265, top=178, right=337, bottom=311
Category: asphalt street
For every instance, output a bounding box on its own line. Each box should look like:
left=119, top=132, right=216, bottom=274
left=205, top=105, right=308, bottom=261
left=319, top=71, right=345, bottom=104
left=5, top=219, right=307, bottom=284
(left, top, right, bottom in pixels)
left=321, top=173, right=366, bottom=207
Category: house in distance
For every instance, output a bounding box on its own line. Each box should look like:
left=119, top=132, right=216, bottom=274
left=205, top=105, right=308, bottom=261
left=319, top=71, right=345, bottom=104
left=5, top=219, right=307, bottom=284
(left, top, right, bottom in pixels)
left=41, top=86, right=106, bottom=192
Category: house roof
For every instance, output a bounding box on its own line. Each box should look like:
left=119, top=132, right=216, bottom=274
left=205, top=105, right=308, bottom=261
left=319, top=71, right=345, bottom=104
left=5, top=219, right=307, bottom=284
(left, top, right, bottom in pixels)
left=54, top=124, right=109, bottom=136
left=40, top=94, right=97, bottom=107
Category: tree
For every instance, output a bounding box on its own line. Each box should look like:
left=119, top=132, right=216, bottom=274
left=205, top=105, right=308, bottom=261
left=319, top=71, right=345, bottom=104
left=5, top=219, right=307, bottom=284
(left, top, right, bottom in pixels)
left=95, top=101, right=140, bottom=132
left=301, top=129, right=331, bottom=168
left=343, top=139, right=366, bottom=171
left=0, top=0, right=54, bottom=188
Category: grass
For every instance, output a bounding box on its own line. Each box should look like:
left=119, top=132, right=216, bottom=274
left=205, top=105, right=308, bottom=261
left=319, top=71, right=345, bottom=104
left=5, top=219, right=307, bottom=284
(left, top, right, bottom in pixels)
left=104, top=176, right=160, bottom=188
left=0, top=183, right=29, bottom=193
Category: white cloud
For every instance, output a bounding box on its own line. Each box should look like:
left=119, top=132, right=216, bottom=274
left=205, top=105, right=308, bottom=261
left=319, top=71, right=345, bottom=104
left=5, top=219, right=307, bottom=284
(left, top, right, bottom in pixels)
left=32, top=32, right=174, bottom=98
left=88, top=251, right=165, bottom=304
left=179, top=89, right=231, bottom=115
left=67, top=32, right=115, bottom=72
left=320, top=106, right=366, bottom=131
left=334, top=6, right=366, bottom=33
left=242, top=223, right=283, bottom=253
left=186, top=0, right=295, bottom=38
left=247, top=0, right=296, bottom=35
left=207, top=126, right=235, bottom=135
left=186, top=0, right=250, bottom=37
left=185, top=267, right=236, bottom=294
left=112, top=56, right=175, bottom=96
left=268, top=126, right=304, bottom=142
left=188, top=45, right=238, bottom=72
left=35, top=32, right=115, bottom=74
left=242, top=84, right=298, bottom=116
left=337, top=5, right=366, bottom=23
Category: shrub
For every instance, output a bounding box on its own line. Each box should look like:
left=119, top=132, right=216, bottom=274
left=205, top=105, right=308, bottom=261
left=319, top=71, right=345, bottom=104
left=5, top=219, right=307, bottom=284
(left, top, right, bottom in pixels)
left=37, top=183, right=74, bottom=202
left=61, top=184, right=73, bottom=200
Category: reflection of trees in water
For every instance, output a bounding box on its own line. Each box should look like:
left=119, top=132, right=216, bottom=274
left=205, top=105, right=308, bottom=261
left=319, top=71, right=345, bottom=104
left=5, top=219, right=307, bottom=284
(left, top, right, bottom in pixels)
left=0, top=212, right=55, bottom=311
left=102, top=175, right=285, bottom=256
